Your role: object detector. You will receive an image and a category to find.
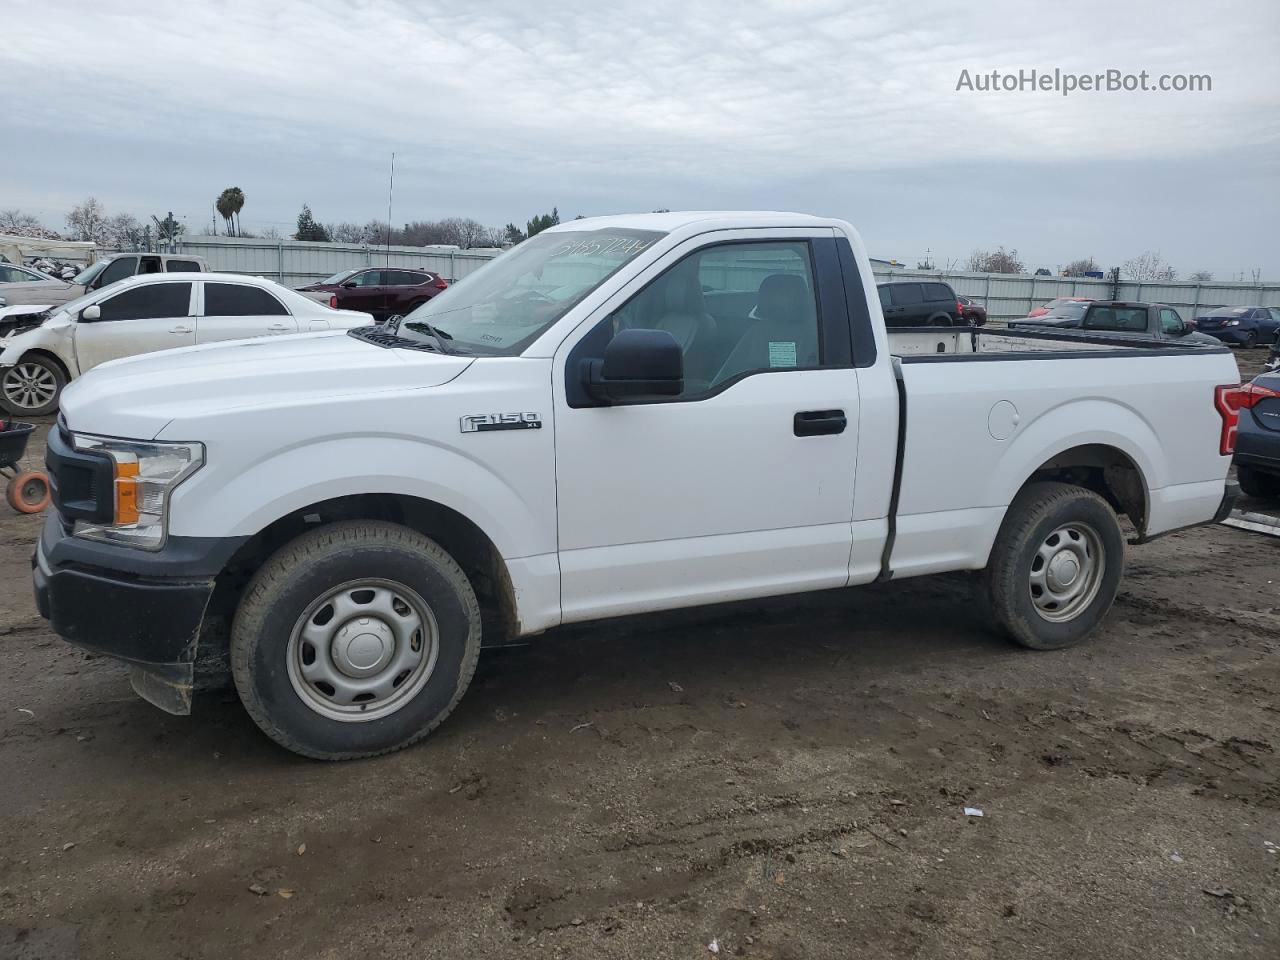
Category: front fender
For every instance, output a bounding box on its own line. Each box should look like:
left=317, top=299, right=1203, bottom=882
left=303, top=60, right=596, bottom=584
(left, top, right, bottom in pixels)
left=164, top=432, right=557, bottom=562
left=0, top=323, right=76, bottom=374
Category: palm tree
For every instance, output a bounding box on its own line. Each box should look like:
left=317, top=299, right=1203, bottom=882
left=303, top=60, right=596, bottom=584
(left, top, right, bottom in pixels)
left=215, top=186, right=246, bottom=237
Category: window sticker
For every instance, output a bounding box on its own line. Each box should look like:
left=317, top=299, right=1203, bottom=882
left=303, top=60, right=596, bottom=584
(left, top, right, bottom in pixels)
left=768, top=341, right=798, bottom=368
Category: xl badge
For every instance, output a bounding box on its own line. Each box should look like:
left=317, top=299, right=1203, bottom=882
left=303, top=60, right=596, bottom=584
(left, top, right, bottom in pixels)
left=460, top=412, right=543, bottom=433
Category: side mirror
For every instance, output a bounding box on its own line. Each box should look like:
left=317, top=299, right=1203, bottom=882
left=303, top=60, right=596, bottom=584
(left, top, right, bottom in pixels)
left=584, top=329, right=684, bottom=403
left=80, top=304, right=101, bottom=322
left=341, top=281, right=357, bottom=289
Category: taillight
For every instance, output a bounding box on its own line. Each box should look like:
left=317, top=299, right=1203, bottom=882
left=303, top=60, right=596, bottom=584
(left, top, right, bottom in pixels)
left=329, top=294, right=338, bottom=309
left=1215, top=384, right=1247, bottom=455
left=1237, top=381, right=1280, bottom=407
left=434, top=277, right=448, bottom=290
left=957, top=301, right=964, bottom=318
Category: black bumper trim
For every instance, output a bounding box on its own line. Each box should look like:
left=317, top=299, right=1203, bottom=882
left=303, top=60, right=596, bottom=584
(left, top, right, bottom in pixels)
left=33, top=514, right=248, bottom=672
left=1213, top=479, right=1241, bottom=523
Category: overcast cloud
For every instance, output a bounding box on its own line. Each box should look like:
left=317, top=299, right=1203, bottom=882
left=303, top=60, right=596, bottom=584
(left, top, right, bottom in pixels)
left=4, top=0, right=1278, bottom=276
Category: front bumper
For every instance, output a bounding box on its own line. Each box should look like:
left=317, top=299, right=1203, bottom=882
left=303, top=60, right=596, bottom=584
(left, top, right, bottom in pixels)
left=32, top=514, right=246, bottom=714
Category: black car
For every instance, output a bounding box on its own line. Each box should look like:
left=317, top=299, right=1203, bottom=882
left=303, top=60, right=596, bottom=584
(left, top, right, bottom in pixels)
left=877, top=281, right=962, bottom=326
left=1234, top=372, right=1280, bottom=499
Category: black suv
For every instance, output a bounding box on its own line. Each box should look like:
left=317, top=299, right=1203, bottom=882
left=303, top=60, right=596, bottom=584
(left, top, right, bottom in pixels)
left=877, top=281, right=962, bottom=326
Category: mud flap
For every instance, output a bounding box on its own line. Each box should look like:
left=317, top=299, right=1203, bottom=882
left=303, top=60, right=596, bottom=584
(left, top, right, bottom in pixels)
left=129, top=661, right=195, bottom=716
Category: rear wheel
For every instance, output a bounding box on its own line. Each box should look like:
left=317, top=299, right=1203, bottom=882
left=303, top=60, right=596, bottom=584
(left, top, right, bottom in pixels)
left=1, top=356, right=65, bottom=416
left=1242, top=331, right=1258, bottom=349
left=231, top=521, right=482, bottom=759
left=983, top=482, right=1124, bottom=650
left=1238, top=465, right=1280, bottom=499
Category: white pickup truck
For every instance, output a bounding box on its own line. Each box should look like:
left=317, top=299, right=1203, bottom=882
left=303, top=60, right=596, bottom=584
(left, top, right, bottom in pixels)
left=33, top=212, right=1243, bottom=760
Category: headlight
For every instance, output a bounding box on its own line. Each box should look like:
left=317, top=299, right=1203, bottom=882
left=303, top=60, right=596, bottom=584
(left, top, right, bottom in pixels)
left=1228, top=319, right=1240, bottom=326
left=71, top=434, right=204, bottom=549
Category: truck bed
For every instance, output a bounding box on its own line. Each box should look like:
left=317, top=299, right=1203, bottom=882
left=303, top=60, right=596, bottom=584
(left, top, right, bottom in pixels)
left=887, top=326, right=1228, bottom=359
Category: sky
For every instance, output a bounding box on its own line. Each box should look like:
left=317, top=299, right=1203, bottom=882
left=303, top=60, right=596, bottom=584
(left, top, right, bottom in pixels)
left=3, top=0, right=1278, bottom=278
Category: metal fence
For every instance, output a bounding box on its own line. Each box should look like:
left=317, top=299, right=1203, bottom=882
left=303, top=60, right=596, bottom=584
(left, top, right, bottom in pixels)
left=872, top=267, right=1280, bottom=325
left=164, top=235, right=500, bottom=286
left=166, top=235, right=1278, bottom=324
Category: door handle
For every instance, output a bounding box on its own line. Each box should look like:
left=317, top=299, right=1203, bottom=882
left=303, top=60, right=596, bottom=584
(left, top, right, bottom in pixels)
left=794, top=409, right=846, bottom=436
left=268, top=323, right=291, bottom=332
left=169, top=325, right=192, bottom=334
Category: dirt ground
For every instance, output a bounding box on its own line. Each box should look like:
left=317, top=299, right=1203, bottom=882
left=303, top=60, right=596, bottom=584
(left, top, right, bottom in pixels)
left=1, top=353, right=1277, bottom=960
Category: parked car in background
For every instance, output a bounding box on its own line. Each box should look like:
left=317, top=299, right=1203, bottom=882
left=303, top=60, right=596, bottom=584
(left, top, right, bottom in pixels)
left=1233, top=372, right=1280, bottom=499
left=1192, top=306, right=1280, bottom=348
left=297, top=267, right=448, bottom=321
left=1027, top=296, right=1093, bottom=318
left=0, top=253, right=209, bottom=309
left=877, top=280, right=961, bottom=326
left=0, top=273, right=371, bottom=415
left=957, top=296, right=987, bottom=326
left=1009, top=301, right=1221, bottom=346
left=0, top=263, right=55, bottom=285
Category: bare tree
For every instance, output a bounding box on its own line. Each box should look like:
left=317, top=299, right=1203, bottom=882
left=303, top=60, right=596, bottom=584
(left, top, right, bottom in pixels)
left=1123, top=251, right=1177, bottom=281
left=329, top=222, right=371, bottom=244
left=104, top=213, right=145, bottom=249
left=0, top=209, right=59, bottom=239
left=965, top=247, right=1024, bottom=274
left=259, top=226, right=282, bottom=240
left=1189, top=269, right=1213, bottom=281
left=66, top=197, right=110, bottom=243
left=1062, top=258, right=1099, bottom=277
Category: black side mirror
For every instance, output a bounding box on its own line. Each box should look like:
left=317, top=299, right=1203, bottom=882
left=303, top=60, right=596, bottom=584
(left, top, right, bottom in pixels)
left=583, top=329, right=684, bottom=403
left=341, top=281, right=357, bottom=289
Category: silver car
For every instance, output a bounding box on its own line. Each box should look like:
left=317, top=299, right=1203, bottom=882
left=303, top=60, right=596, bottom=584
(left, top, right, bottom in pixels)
left=0, top=252, right=208, bottom=308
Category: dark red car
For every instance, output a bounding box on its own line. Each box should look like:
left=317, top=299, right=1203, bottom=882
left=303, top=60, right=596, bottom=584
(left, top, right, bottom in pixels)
left=298, top=267, right=447, bottom=320
left=957, top=296, right=987, bottom=326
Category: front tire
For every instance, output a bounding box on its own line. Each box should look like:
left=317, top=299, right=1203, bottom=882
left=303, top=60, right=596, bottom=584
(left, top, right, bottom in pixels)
left=1, top=355, right=65, bottom=416
left=983, top=482, right=1124, bottom=650
left=231, top=521, right=482, bottom=759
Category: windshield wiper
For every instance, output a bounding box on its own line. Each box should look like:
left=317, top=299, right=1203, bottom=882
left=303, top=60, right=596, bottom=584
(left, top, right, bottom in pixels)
left=401, top=319, right=455, bottom=355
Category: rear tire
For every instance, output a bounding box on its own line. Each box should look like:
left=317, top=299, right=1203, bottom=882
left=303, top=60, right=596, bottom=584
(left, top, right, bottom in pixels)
left=231, top=521, right=482, bottom=760
left=1242, top=331, right=1258, bottom=349
left=983, top=482, right=1124, bottom=650
left=1238, top=465, right=1280, bottom=499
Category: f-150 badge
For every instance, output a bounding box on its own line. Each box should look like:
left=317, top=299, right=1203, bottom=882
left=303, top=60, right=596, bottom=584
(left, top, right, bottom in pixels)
left=460, top=413, right=543, bottom=433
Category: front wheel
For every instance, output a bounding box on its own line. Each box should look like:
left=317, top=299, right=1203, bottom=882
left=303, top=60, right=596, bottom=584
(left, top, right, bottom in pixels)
left=231, top=521, right=482, bottom=759
left=983, top=482, right=1124, bottom=650
left=1241, top=331, right=1258, bottom=349
left=1, top=356, right=65, bottom=416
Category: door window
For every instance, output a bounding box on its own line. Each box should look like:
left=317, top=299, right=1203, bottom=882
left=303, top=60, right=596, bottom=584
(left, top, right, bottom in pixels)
left=95, top=283, right=192, bottom=322
left=204, top=282, right=289, bottom=316
left=95, top=256, right=138, bottom=288
left=389, top=270, right=426, bottom=285
left=878, top=286, right=892, bottom=309
left=348, top=270, right=386, bottom=287
left=595, top=240, right=821, bottom=398
left=924, top=283, right=953, bottom=302
left=1084, top=306, right=1146, bottom=332
left=890, top=284, right=923, bottom=306
left=1159, top=308, right=1183, bottom=334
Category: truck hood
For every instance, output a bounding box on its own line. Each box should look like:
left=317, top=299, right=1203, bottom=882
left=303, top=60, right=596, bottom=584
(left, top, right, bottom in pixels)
left=60, top=331, right=474, bottom=440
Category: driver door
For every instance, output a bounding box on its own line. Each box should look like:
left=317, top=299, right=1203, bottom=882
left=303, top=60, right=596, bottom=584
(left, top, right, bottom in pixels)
left=74, top=281, right=196, bottom=372
left=552, top=229, right=862, bottom=623
left=339, top=269, right=388, bottom=314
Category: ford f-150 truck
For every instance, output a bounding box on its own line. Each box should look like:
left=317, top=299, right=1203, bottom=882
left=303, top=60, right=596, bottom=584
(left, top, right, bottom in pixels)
left=33, top=212, right=1243, bottom=760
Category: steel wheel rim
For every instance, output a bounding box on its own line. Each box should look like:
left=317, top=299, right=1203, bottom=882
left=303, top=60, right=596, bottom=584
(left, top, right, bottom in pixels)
left=286, top=578, right=439, bottom=722
left=2, top=363, right=57, bottom=409
left=1028, top=522, right=1105, bottom=623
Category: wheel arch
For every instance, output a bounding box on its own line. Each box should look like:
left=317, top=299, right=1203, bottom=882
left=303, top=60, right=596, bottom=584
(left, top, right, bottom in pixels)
left=201, top=492, right=521, bottom=676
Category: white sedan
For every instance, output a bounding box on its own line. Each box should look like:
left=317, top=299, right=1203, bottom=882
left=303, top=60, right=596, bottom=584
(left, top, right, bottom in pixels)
left=0, top=273, right=374, bottom=415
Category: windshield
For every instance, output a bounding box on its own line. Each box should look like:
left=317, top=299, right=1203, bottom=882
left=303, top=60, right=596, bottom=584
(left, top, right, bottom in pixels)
left=320, top=268, right=360, bottom=285
left=396, top=228, right=664, bottom=355
left=72, top=260, right=111, bottom=286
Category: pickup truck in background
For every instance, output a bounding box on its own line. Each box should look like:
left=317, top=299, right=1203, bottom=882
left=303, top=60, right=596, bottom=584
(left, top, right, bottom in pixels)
left=0, top=252, right=208, bottom=309
left=1008, top=300, right=1222, bottom=347
left=34, top=212, right=1242, bottom=760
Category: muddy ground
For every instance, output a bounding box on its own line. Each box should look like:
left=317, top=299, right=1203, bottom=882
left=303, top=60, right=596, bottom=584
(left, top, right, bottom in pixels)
left=1, top=353, right=1277, bottom=960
